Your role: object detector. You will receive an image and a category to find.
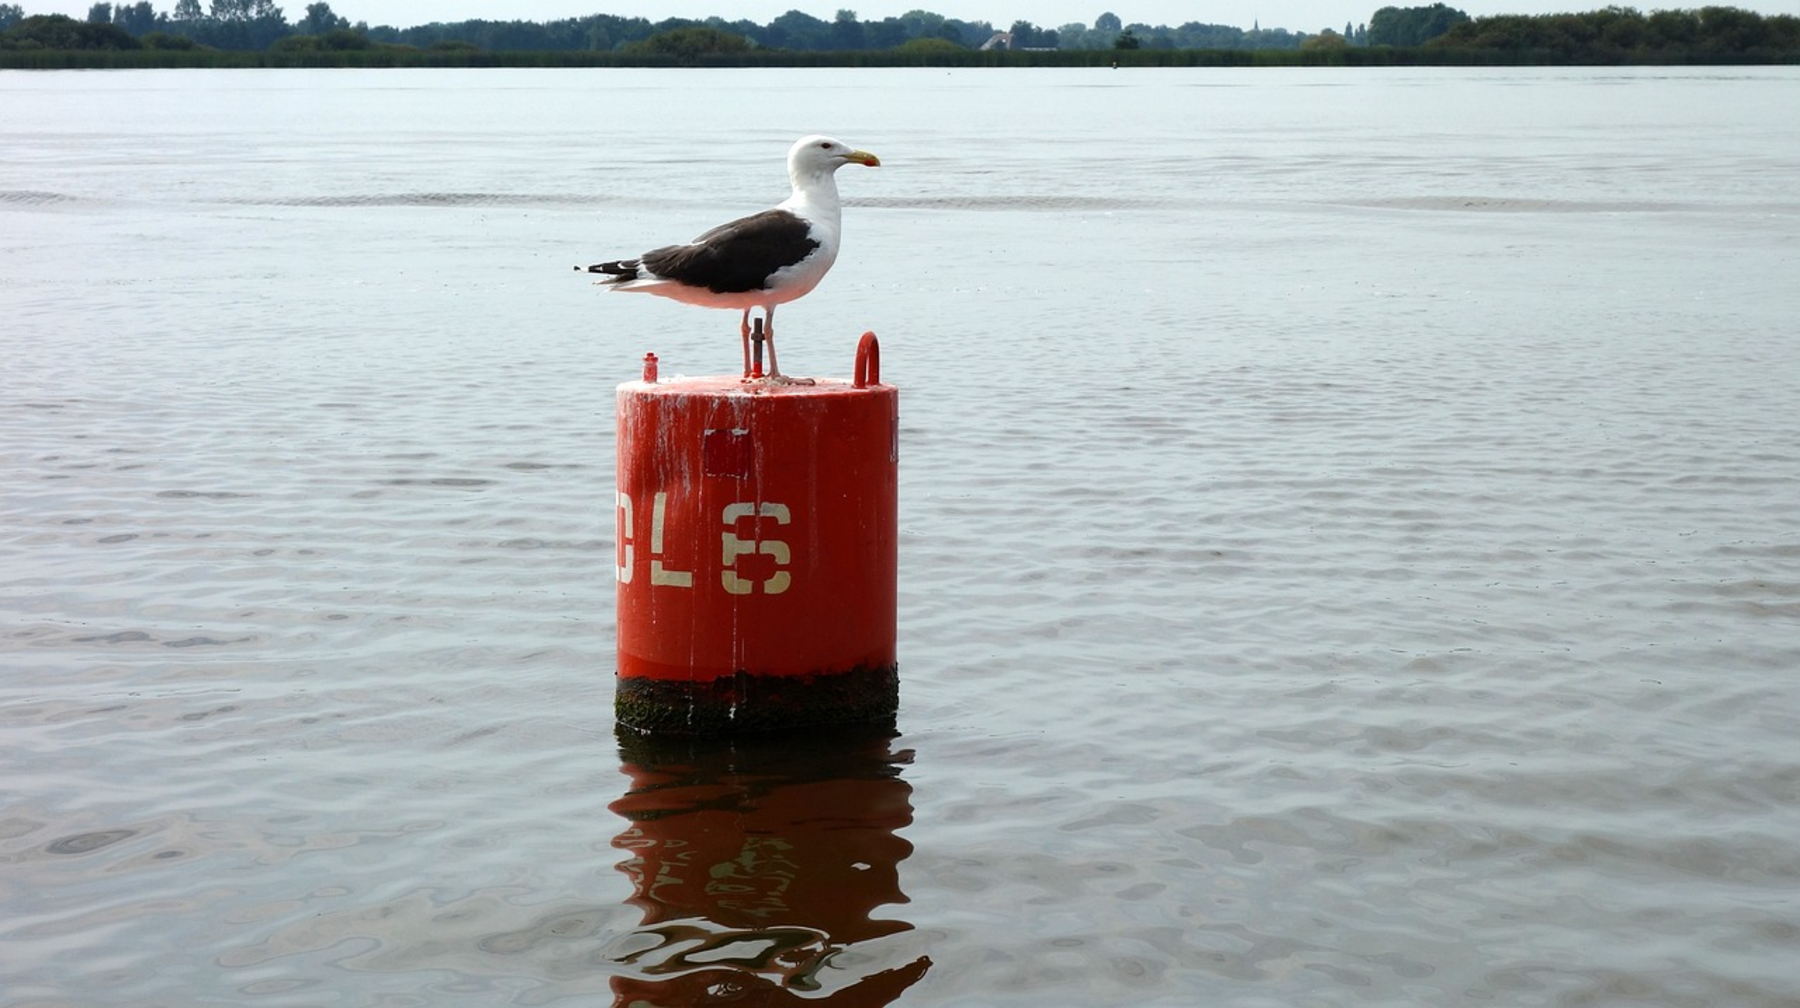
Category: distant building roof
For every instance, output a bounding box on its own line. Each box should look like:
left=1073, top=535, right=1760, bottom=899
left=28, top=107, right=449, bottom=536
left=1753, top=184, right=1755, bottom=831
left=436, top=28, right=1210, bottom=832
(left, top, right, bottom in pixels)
left=979, top=31, right=1056, bottom=52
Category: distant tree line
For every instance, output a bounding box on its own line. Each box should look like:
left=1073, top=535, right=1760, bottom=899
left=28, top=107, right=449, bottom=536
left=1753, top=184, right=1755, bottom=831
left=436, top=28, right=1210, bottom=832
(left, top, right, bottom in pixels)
left=2, top=3, right=1796, bottom=64
left=1367, top=3, right=1470, bottom=46
left=1429, top=4, right=1799, bottom=62
left=0, top=4, right=1323, bottom=53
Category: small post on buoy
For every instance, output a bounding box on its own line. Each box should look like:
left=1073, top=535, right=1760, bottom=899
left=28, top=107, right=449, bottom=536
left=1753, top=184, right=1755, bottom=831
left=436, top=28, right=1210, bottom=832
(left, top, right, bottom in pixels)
left=614, top=333, right=898, bottom=735
left=749, top=318, right=766, bottom=380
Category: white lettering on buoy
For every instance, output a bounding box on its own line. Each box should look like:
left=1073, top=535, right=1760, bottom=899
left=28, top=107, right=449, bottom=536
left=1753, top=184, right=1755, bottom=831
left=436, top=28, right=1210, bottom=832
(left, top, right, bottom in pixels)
left=615, top=491, right=634, bottom=583
left=617, top=491, right=793, bottom=594
left=721, top=502, right=792, bottom=596
left=648, top=491, right=694, bottom=587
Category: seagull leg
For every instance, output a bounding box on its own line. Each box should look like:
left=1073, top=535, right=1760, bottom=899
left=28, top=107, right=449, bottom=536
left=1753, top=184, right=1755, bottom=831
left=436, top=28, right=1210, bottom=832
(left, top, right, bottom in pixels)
left=761, top=308, right=814, bottom=386
left=759, top=307, right=817, bottom=385
left=764, top=307, right=781, bottom=380
left=739, top=309, right=753, bottom=379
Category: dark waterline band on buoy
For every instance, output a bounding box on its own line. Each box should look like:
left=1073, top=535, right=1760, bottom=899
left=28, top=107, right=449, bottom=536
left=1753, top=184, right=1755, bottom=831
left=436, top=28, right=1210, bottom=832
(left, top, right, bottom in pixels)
left=615, top=334, right=898, bottom=735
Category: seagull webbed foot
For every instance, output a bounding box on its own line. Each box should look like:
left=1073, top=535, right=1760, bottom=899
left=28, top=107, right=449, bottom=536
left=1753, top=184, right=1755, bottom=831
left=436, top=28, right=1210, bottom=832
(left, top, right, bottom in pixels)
left=744, top=373, right=816, bottom=387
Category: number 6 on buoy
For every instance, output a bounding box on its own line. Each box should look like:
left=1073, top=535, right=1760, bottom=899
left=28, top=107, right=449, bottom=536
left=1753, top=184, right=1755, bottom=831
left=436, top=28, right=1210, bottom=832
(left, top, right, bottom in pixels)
left=720, top=502, right=792, bottom=595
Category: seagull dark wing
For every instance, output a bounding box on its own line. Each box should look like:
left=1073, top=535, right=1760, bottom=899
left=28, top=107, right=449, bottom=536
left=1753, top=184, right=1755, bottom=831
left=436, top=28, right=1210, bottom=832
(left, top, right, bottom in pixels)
left=640, top=209, right=821, bottom=294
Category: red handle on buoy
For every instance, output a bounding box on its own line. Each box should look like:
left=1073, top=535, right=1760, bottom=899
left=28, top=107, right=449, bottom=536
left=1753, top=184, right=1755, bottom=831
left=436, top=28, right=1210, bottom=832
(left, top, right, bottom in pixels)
left=854, top=331, right=880, bottom=388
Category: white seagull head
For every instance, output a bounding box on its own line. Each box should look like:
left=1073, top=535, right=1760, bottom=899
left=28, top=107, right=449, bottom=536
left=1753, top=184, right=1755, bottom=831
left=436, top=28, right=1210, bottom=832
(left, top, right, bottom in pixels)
left=788, top=134, right=881, bottom=186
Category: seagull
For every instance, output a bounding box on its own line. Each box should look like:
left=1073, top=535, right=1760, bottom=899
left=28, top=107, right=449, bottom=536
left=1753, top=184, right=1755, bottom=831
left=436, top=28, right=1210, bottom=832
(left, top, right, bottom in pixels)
left=578, top=135, right=880, bottom=383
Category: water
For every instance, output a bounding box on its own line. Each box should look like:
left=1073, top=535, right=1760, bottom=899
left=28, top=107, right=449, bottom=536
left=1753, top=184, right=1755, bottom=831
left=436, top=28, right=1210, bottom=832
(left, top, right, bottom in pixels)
left=4, top=66, right=1799, bottom=1006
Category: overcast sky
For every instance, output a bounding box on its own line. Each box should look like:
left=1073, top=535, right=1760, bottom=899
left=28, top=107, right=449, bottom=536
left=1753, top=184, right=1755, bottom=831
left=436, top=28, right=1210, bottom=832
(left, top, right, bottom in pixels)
left=29, top=0, right=1800, bottom=33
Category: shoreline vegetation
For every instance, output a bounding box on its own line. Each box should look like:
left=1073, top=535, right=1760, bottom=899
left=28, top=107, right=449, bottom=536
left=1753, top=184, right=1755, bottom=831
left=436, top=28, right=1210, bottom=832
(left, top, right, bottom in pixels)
left=3, top=4, right=1797, bottom=68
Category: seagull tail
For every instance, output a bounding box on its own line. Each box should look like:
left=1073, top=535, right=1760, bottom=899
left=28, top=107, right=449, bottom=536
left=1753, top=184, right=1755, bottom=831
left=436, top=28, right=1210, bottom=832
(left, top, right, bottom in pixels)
left=578, top=259, right=641, bottom=283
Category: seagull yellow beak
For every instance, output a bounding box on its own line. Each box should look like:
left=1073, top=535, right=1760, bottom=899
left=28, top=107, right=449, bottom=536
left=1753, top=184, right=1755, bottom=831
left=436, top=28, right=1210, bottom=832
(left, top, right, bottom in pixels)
left=846, top=150, right=880, bottom=167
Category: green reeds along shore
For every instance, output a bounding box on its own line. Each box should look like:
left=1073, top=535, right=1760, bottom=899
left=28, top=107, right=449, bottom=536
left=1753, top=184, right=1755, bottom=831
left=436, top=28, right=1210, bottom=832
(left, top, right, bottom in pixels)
left=3, top=46, right=1794, bottom=70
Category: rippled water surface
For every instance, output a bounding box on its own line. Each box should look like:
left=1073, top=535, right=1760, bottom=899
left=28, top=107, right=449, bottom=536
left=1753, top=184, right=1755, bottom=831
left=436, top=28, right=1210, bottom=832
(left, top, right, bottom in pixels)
left=4, top=66, right=1800, bottom=1006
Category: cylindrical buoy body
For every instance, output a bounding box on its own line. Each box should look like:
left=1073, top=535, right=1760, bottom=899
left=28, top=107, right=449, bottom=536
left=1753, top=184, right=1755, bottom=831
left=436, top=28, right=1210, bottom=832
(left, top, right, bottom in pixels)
left=614, top=357, right=898, bottom=734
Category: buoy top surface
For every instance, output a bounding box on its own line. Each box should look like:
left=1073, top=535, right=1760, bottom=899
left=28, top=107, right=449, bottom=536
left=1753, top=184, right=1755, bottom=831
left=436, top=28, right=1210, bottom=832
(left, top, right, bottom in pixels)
left=617, top=376, right=884, bottom=399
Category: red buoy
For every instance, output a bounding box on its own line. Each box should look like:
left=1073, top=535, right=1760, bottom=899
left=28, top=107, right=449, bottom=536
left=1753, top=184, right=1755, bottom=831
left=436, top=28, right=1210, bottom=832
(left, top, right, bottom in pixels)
left=614, top=334, right=898, bottom=734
